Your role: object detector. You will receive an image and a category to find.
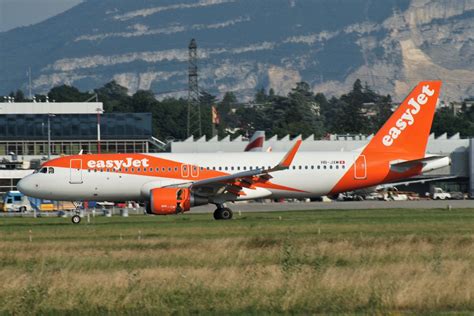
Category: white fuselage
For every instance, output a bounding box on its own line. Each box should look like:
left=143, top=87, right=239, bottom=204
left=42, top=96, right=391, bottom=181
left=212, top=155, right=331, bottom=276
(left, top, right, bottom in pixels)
left=18, top=151, right=357, bottom=201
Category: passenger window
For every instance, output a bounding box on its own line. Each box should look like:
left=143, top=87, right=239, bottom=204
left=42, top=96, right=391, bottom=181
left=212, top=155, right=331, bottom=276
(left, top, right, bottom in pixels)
left=323, top=166, right=327, bottom=169
left=168, top=168, right=171, bottom=172
left=311, top=166, right=314, bottom=169
left=243, top=166, right=247, bottom=170
left=299, top=166, right=302, bottom=170
left=231, top=166, right=234, bottom=171
left=131, top=168, right=134, bottom=172
left=218, top=167, right=222, bottom=171
left=225, top=167, right=228, bottom=171
left=317, top=166, right=320, bottom=169
left=336, top=165, right=339, bottom=169
left=305, top=166, right=308, bottom=170
left=237, top=166, right=240, bottom=170
left=175, top=167, right=178, bottom=171
left=330, top=165, right=333, bottom=169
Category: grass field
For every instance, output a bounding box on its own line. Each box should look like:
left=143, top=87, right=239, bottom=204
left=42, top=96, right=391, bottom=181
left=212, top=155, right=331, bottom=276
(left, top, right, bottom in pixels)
left=0, top=208, right=473, bottom=315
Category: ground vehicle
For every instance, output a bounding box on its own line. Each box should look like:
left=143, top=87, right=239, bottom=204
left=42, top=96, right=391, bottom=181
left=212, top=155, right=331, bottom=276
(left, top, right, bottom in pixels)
left=432, top=187, right=451, bottom=200
left=0, top=191, right=76, bottom=212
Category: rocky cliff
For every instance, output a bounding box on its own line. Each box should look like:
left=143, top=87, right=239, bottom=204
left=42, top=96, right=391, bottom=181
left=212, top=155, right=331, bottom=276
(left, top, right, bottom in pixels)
left=0, top=0, right=472, bottom=101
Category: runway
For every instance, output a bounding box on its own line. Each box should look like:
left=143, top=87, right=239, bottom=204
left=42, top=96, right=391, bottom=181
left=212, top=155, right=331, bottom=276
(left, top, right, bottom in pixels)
left=192, top=199, right=474, bottom=213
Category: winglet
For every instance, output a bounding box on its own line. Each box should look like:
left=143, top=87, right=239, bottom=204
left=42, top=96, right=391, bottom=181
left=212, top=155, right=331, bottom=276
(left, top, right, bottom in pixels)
left=271, top=139, right=302, bottom=171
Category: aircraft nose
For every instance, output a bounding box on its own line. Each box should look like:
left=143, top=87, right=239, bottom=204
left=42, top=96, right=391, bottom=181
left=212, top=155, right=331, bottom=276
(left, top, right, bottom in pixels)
left=17, top=176, right=35, bottom=196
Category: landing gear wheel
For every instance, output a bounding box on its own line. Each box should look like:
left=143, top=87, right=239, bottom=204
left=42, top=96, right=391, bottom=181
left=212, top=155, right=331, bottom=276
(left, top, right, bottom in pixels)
left=213, top=207, right=233, bottom=220
left=220, top=208, right=233, bottom=220
left=71, top=215, right=81, bottom=224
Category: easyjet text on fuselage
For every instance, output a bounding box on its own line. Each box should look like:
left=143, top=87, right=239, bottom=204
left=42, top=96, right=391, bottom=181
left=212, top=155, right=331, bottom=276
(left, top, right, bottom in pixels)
left=87, top=158, right=150, bottom=169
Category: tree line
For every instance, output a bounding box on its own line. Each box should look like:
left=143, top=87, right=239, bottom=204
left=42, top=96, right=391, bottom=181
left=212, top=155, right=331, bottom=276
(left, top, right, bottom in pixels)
left=6, top=79, right=474, bottom=140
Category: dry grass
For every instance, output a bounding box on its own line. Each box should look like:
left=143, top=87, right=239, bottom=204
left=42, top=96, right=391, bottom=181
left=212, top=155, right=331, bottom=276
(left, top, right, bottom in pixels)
left=0, top=208, right=473, bottom=314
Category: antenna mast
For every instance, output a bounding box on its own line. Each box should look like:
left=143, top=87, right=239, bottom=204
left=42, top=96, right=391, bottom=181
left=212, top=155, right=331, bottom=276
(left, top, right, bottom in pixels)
left=187, top=38, right=202, bottom=137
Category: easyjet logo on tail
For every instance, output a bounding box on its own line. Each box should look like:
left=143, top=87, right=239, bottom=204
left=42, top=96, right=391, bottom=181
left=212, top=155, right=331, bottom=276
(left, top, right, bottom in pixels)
left=382, top=84, right=435, bottom=147
left=87, top=158, right=150, bottom=169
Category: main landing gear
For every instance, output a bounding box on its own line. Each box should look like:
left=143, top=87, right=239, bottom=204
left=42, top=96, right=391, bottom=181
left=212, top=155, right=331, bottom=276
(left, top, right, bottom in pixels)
left=213, top=205, right=233, bottom=220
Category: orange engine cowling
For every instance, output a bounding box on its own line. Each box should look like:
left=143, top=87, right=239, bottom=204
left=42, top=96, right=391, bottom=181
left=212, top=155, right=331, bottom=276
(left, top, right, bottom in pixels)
left=149, top=187, right=192, bottom=215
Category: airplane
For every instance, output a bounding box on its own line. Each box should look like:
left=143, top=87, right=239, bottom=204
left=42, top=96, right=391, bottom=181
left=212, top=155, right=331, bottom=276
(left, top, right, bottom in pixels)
left=18, top=81, right=449, bottom=224
left=245, top=131, right=265, bottom=151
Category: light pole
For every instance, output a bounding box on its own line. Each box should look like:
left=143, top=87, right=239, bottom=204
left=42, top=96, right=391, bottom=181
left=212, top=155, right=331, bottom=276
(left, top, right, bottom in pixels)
left=47, top=114, right=55, bottom=160
left=96, top=107, right=103, bottom=154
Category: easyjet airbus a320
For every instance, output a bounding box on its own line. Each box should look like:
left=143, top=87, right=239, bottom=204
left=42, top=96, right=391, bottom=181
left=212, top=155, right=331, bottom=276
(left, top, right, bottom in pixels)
left=18, top=81, right=449, bottom=222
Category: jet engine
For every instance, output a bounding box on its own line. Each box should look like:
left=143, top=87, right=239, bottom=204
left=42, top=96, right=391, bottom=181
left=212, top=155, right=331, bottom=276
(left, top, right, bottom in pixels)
left=146, top=187, right=207, bottom=215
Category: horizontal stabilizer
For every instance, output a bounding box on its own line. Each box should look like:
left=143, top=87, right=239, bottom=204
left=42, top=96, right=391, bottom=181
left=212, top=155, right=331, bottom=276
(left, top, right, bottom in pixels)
left=390, top=155, right=450, bottom=173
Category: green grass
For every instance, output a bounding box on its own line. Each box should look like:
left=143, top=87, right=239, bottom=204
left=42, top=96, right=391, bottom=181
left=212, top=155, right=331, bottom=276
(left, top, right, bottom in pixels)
left=0, top=208, right=473, bottom=315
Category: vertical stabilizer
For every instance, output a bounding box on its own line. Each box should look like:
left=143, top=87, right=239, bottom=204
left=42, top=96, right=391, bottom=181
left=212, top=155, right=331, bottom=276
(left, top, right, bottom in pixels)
left=364, top=81, right=441, bottom=159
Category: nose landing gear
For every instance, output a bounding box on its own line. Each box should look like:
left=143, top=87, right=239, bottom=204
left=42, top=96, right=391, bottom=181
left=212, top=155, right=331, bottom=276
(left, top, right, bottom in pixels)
left=213, top=206, right=233, bottom=220
left=71, top=214, right=81, bottom=224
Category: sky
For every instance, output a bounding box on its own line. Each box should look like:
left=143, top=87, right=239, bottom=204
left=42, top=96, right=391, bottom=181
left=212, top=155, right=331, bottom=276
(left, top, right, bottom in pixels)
left=0, top=0, right=82, bottom=32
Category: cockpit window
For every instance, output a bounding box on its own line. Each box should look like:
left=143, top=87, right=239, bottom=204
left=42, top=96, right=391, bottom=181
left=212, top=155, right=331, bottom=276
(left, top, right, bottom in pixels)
left=40, top=167, right=47, bottom=173
left=48, top=167, right=54, bottom=174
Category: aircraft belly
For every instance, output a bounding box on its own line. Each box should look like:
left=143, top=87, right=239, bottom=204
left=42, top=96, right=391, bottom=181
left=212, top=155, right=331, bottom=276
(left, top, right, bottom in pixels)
left=268, top=170, right=345, bottom=197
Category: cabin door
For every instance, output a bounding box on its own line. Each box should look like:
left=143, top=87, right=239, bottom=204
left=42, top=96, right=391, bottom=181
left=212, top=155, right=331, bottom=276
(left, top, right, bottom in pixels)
left=69, top=159, right=83, bottom=184
left=354, top=155, right=367, bottom=180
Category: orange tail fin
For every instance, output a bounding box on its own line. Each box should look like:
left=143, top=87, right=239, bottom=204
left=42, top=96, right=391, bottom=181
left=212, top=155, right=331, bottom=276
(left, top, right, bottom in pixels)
left=364, top=81, right=441, bottom=159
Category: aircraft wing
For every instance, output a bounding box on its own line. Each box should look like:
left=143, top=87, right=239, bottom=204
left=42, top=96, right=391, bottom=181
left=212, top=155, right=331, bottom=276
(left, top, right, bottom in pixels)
left=188, top=140, right=302, bottom=203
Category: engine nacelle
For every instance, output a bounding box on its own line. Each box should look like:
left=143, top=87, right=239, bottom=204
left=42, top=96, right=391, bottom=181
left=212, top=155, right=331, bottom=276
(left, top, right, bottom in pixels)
left=147, top=188, right=207, bottom=215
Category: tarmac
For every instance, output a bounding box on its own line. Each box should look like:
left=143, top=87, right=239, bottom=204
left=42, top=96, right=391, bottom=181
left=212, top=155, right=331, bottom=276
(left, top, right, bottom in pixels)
left=192, top=200, right=474, bottom=213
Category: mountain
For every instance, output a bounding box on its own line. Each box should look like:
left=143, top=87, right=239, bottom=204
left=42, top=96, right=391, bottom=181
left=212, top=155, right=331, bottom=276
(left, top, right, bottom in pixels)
left=0, top=0, right=473, bottom=102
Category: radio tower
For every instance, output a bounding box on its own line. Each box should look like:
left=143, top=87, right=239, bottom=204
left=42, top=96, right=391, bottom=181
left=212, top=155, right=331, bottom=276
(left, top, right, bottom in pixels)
left=187, top=38, right=202, bottom=138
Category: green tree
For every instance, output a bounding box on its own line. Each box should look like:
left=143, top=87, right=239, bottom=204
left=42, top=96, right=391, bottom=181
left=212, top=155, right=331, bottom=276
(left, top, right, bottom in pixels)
left=199, top=91, right=218, bottom=138
left=95, top=81, right=131, bottom=112
left=338, top=79, right=370, bottom=134
left=48, top=85, right=92, bottom=102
